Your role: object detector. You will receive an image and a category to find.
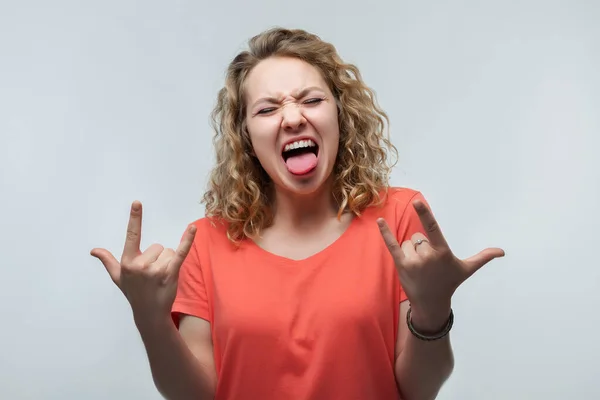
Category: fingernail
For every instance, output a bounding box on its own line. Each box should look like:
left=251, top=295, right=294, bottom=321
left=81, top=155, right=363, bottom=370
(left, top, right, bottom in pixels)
left=189, top=225, right=196, bottom=234
left=132, top=201, right=141, bottom=211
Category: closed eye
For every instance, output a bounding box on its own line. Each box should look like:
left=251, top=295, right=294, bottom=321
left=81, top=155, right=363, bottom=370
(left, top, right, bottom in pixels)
left=255, top=98, right=323, bottom=115
left=257, top=107, right=277, bottom=115
left=303, top=98, right=324, bottom=105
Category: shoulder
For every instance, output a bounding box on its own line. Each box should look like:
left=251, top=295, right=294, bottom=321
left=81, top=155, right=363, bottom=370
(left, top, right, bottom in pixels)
left=384, top=186, right=424, bottom=209
left=179, top=217, right=236, bottom=281
left=190, top=216, right=225, bottom=235
left=188, top=216, right=234, bottom=253
left=361, top=186, right=428, bottom=241
left=373, top=186, right=427, bottom=218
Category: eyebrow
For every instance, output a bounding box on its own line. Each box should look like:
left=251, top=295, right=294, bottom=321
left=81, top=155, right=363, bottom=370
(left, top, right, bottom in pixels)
left=251, top=86, right=326, bottom=109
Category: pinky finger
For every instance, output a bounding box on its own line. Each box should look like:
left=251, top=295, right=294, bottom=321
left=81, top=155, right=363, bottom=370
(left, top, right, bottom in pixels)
left=170, top=225, right=197, bottom=273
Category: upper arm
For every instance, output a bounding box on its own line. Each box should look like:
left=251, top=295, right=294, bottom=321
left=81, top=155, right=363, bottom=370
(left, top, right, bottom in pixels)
left=178, top=314, right=217, bottom=386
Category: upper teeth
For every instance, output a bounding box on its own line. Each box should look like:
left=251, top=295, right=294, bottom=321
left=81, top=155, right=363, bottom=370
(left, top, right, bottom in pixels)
left=284, top=139, right=316, bottom=152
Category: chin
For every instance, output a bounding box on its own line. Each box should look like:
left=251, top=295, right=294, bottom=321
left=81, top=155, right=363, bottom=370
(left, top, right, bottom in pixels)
left=277, top=164, right=334, bottom=197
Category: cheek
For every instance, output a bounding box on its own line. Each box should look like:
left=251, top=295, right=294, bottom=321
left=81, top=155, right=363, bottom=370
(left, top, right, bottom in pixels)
left=248, top=117, right=281, bottom=141
left=307, top=105, right=338, bottom=132
left=314, top=113, right=340, bottom=146
left=323, top=115, right=340, bottom=158
left=247, top=121, right=280, bottom=162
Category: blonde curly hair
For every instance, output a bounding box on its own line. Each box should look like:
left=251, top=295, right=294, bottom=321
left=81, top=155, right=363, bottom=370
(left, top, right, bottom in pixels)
left=202, top=27, right=398, bottom=242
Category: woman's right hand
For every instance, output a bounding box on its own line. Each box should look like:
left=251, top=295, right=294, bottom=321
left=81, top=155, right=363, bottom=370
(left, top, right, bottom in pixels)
left=90, top=201, right=196, bottom=326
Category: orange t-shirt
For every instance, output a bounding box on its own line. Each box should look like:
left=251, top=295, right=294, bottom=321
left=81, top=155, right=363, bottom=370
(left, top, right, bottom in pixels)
left=172, top=187, right=428, bottom=400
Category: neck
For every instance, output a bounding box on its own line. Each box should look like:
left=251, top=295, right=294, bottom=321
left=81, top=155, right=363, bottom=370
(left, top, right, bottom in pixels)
left=271, top=183, right=339, bottom=232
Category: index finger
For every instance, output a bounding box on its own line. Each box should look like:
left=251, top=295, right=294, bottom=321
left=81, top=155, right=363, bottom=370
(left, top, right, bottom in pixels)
left=169, top=224, right=197, bottom=273
left=122, top=200, right=143, bottom=261
left=412, top=199, right=449, bottom=250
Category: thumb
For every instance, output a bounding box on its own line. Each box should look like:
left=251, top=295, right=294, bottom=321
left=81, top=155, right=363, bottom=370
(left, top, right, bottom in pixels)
left=90, top=248, right=121, bottom=284
left=463, top=247, right=505, bottom=276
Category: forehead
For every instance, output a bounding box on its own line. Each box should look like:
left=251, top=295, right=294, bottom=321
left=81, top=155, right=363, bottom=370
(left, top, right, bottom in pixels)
left=245, top=57, right=329, bottom=102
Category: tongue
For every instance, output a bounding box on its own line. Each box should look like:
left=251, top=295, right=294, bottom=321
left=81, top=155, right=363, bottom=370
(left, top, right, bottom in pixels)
left=285, top=152, right=318, bottom=175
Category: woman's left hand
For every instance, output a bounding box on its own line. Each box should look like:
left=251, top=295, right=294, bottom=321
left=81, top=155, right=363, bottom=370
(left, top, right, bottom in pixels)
left=377, top=199, right=504, bottom=328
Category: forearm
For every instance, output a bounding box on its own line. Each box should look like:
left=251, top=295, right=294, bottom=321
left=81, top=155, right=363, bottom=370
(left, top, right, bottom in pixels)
left=135, top=315, right=215, bottom=400
left=395, top=305, right=455, bottom=400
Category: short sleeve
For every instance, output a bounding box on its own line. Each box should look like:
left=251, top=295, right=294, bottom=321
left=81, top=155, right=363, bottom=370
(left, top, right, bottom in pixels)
left=395, top=191, right=430, bottom=303
left=171, top=234, right=211, bottom=327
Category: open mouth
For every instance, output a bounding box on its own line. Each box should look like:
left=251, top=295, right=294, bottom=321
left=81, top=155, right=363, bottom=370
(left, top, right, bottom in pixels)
left=282, top=139, right=319, bottom=175
left=282, top=139, right=319, bottom=161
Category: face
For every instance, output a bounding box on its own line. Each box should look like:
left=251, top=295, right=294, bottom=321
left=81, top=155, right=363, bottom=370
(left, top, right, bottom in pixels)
left=244, top=56, right=340, bottom=196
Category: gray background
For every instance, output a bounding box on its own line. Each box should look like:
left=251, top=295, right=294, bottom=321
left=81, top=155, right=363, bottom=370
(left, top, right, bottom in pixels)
left=1, top=1, right=599, bottom=399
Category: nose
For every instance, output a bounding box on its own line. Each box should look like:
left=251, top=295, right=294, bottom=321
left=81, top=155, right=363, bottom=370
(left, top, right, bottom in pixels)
left=281, top=103, right=306, bottom=131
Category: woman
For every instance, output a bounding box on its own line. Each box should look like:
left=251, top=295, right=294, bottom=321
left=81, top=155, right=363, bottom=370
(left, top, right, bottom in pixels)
left=91, top=27, right=504, bottom=400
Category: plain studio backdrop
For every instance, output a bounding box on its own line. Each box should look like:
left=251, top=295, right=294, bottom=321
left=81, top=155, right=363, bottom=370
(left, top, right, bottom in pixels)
left=1, top=1, right=599, bottom=399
